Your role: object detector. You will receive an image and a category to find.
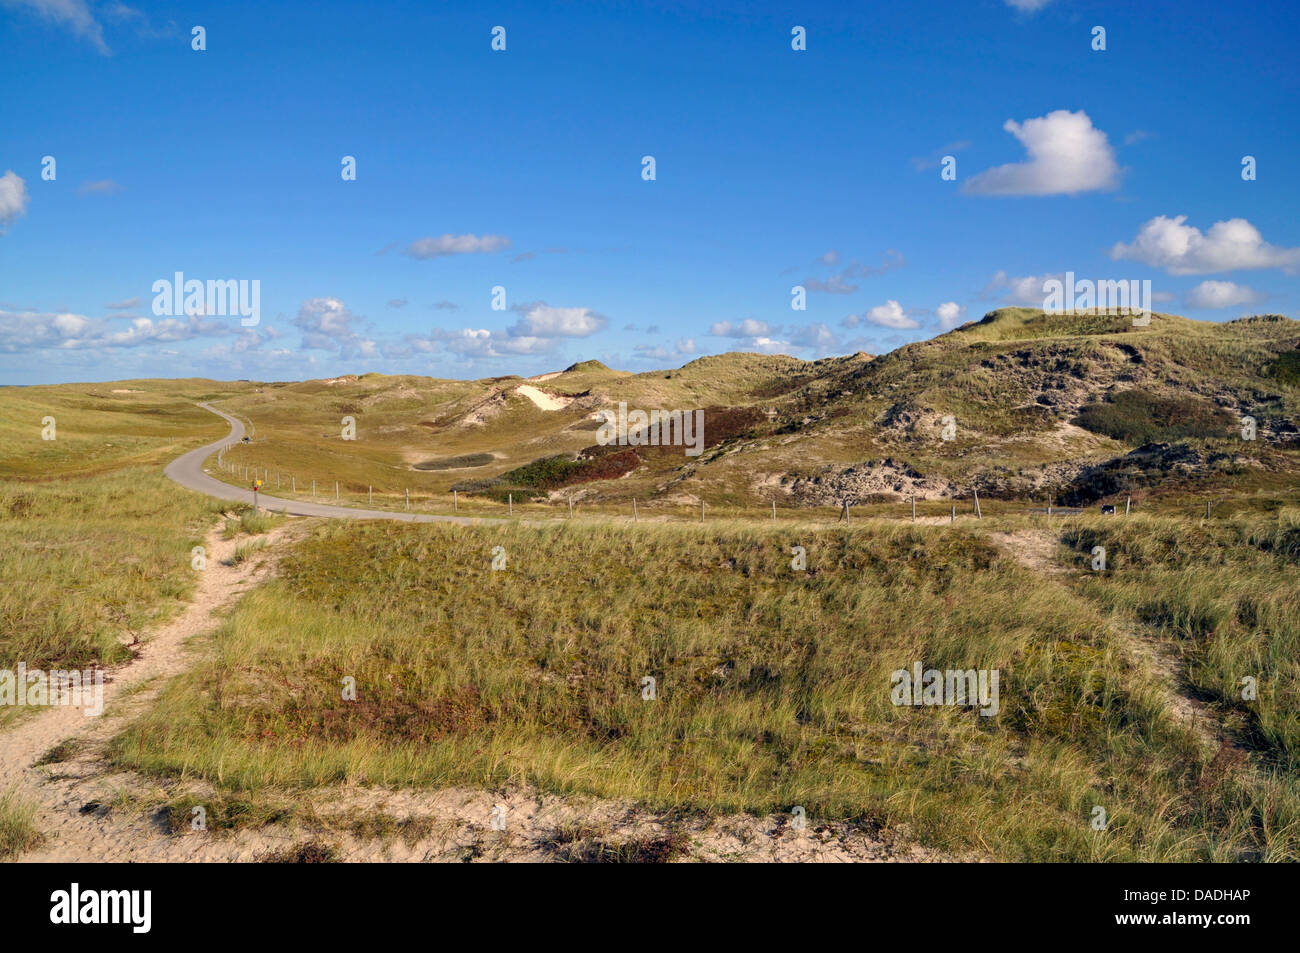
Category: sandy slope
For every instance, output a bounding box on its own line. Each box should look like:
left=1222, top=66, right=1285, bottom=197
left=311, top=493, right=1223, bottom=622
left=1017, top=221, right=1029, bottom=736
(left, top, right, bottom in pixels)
left=514, top=384, right=572, bottom=410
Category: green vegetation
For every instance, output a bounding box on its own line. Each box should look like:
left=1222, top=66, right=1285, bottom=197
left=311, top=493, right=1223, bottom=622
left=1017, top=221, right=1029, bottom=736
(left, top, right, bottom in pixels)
left=110, top=514, right=1300, bottom=860
left=222, top=505, right=281, bottom=539
left=0, top=382, right=236, bottom=680
left=412, top=453, right=495, bottom=471
left=1073, top=390, right=1235, bottom=444
left=1270, top=348, right=1300, bottom=387
left=1063, top=510, right=1300, bottom=769
left=0, top=467, right=225, bottom=676
left=0, top=789, right=42, bottom=859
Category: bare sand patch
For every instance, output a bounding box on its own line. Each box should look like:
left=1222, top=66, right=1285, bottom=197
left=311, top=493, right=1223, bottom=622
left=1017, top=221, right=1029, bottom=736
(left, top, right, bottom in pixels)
left=516, top=384, right=572, bottom=411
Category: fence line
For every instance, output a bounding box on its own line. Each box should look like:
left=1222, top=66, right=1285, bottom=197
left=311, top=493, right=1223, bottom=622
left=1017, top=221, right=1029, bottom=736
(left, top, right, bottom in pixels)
left=206, top=452, right=1192, bottom=524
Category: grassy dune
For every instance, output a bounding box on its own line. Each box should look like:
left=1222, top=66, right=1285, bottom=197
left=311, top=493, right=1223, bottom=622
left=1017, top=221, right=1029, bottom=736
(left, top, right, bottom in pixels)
left=1064, top=510, right=1300, bottom=768
left=110, top=515, right=1300, bottom=860
left=0, top=383, right=236, bottom=677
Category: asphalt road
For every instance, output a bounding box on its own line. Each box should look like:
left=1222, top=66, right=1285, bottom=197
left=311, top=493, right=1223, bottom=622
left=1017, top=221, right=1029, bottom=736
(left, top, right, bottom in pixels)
left=164, top=402, right=503, bottom=525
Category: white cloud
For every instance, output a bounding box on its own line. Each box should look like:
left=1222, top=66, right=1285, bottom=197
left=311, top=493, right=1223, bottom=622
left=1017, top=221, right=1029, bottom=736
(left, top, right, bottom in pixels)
left=293, top=297, right=377, bottom=358
left=1005, top=0, right=1052, bottom=11
left=1111, top=215, right=1300, bottom=275
left=861, top=300, right=919, bottom=329
left=0, top=171, right=30, bottom=233
left=965, top=110, right=1120, bottom=196
left=746, top=336, right=794, bottom=354
left=105, top=297, right=140, bottom=310
left=1, top=0, right=113, bottom=54
left=1185, top=280, right=1261, bottom=309
left=710, top=319, right=771, bottom=338
left=634, top=338, right=698, bottom=361
left=404, top=233, right=511, bottom=259
left=788, top=323, right=839, bottom=350
left=984, top=270, right=1064, bottom=307
left=936, top=301, right=966, bottom=328
left=509, top=303, right=606, bottom=338
left=0, top=308, right=231, bottom=352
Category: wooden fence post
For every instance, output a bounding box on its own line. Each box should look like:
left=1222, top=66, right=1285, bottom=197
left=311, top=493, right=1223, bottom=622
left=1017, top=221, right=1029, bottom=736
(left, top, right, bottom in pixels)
left=973, top=488, right=981, bottom=519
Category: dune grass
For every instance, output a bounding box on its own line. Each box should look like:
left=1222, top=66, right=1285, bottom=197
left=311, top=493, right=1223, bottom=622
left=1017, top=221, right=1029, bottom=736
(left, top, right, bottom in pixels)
left=1062, top=509, right=1300, bottom=770
left=0, top=382, right=234, bottom=683
left=109, top=515, right=1300, bottom=860
left=0, top=468, right=228, bottom=676
left=0, top=789, right=42, bottom=859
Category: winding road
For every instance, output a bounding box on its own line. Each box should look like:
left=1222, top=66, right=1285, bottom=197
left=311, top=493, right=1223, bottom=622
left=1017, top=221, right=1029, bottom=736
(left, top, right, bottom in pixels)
left=165, top=402, right=502, bottom=525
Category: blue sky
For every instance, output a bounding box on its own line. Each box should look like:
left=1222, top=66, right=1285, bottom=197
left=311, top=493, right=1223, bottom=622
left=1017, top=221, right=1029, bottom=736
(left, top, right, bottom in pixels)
left=1, top=0, right=1298, bottom=385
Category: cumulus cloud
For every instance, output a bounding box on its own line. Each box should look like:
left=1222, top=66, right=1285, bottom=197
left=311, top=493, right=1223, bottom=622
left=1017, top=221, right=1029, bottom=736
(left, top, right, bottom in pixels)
left=0, top=308, right=232, bottom=352
left=425, top=301, right=608, bottom=362
left=508, top=303, right=606, bottom=338
left=293, top=297, right=377, bottom=358
left=860, top=300, right=919, bottom=329
left=964, top=110, right=1120, bottom=196
left=104, top=297, right=141, bottom=310
left=0, top=171, right=30, bottom=233
left=634, top=338, right=698, bottom=361
left=1110, top=215, right=1300, bottom=275
left=403, top=233, right=511, bottom=259
left=936, top=301, right=967, bottom=328
left=1185, top=280, right=1261, bottom=309
left=710, top=318, right=772, bottom=338
left=983, top=270, right=1063, bottom=307
left=425, top=327, right=550, bottom=358
left=788, top=323, right=839, bottom=350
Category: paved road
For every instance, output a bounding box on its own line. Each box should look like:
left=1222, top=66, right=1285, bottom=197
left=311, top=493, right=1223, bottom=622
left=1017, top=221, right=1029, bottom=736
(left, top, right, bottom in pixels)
left=164, top=403, right=504, bottom=525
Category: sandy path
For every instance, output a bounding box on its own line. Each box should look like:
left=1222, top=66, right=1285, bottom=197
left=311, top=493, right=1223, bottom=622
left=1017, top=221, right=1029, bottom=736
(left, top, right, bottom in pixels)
left=2, top=521, right=299, bottom=861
